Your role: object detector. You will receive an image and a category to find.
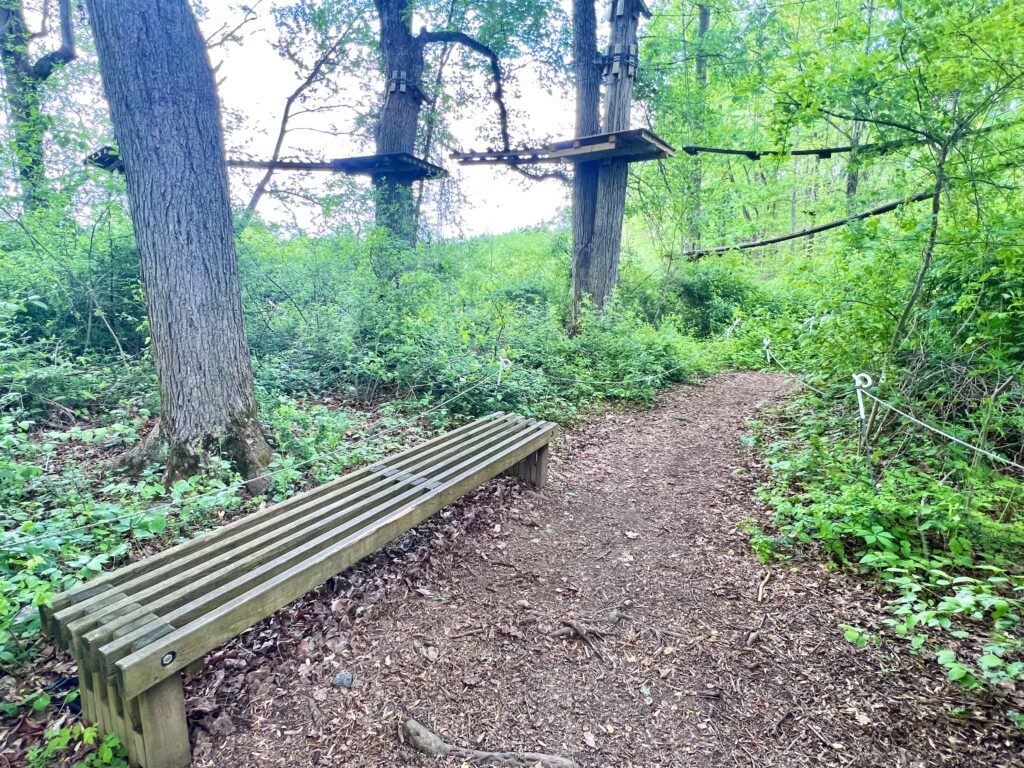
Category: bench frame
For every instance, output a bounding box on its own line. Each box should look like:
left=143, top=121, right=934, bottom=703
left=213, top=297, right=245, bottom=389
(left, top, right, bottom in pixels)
left=42, top=413, right=554, bottom=768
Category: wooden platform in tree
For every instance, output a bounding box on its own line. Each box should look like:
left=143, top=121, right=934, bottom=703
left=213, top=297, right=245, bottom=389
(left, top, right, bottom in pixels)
left=451, top=128, right=674, bottom=166
left=86, top=147, right=446, bottom=180
left=330, top=152, right=446, bottom=179
left=227, top=153, right=446, bottom=180
left=86, top=146, right=124, bottom=172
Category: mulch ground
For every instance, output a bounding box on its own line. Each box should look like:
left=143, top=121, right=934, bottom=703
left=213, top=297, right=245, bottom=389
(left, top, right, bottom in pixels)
left=177, top=372, right=1022, bottom=766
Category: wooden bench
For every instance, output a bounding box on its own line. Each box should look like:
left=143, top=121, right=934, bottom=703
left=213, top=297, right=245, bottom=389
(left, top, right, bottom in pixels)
left=40, top=412, right=555, bottom=768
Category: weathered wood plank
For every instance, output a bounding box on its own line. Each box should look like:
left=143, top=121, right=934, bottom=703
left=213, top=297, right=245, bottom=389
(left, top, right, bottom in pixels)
left=115, top=422, right=556, bottom=698
left=79, top=419, right=535, bottom=664
left=43, top=413, right=509, bottom=621
left=136, top=674, right=190, bottom=768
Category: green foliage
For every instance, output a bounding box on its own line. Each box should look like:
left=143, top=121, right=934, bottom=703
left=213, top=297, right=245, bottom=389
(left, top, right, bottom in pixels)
left=26, top=724, right=127, bottom=768
left=752, top=387, right=1024, bottom=715
left=0, top=221, right=737, bottom=670
left=3, top=0, right=1023, bottom=744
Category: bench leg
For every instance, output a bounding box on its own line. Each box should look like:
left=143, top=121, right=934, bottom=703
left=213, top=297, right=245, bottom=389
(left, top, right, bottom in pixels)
left=70, top=627, right=190, bottom=767
left=134, top=674, right=191, bottom=768
left=533, top=444, right=549, bottom=489
left=502, top=444, right=549, bottom=490
left=78, top=662, right=99, bottom=726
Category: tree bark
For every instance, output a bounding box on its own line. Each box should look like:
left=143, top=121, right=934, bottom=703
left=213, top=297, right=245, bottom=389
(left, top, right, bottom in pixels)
left=586, top=0, right=645, bottom=310
left=86, top=0, right=272, bottom=493
left=373, top=0, right=425, bottom=248
left=570, top=0, right=602, bottom=326
left=0, top=0, right=75, bottom=209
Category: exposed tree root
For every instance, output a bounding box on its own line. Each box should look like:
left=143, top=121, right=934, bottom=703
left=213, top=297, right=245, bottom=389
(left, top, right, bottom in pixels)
left=404, top=719, right=578, bottom=768
left=115, top=417, right=272, bottom=496
left=116, top=417, right=168, bottom=475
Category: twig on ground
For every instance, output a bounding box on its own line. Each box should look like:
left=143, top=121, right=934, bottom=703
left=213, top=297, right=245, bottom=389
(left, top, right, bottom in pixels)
left=404, top=718, right=579, bottom=768
left=757, top=571, right=772, bottom=603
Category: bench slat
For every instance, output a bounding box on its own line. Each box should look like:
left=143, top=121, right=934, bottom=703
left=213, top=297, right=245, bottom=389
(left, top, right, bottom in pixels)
left=76, top=418, right=536, bottom=663
left=41, top=412, right=509, bottom=630
left=113, top=420, right=555, bottom=698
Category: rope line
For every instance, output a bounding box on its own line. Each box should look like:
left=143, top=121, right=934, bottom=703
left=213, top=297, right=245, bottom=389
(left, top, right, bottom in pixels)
left=763, top=344, right=828, bottom=396
left=3, top=369, right=500, bottom=549
left=763, top=340, right=1023, bottom=474
left=860, top=389, right=1024, bottom=473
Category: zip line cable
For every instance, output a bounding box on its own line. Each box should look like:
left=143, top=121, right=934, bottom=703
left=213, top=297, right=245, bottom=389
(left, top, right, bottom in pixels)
left=3, top=368, right=501, bottom=549
left=684, top=190, right=933, bottom=260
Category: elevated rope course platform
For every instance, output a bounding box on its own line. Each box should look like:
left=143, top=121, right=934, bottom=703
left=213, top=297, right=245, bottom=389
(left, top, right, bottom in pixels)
left=86, top=146, right=447, bottom=181
left=451, top=128, right=675, bottom=166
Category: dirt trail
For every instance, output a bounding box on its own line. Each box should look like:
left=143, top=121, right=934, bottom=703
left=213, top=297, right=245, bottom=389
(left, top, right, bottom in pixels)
left=195, top=372, right=1022, bottom=767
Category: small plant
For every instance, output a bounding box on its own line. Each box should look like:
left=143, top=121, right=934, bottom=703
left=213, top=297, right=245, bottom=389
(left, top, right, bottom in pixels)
left=26, top=724, right=127, bottom=768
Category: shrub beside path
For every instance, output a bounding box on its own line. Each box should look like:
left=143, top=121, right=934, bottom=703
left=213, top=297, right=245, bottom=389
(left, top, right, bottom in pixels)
left=194, top=372, right=1022, bottom=767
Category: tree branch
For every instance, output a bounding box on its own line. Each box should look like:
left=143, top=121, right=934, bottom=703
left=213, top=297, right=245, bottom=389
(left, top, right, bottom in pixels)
left=418, top=29, right=569, bottom=185
left=205, top=1, right=262, bottom=50
left=419, top=29, right=511, bottom=151
left=245, top=28, right=352, bottom=212
left=29, top=0, right=74, bottom=80
left=817, top=107, right=938, bottom=143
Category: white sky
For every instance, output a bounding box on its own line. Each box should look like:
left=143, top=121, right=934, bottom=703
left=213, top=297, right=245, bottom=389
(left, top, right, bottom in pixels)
left=203, top=1, right=575, bottom=237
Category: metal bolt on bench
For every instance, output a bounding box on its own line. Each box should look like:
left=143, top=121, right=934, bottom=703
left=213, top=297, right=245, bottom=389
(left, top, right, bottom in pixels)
left=41, top=412, right=555, bottom=768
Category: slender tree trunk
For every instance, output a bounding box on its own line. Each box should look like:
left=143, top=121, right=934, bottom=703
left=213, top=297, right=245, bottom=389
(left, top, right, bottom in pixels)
left=685, top=3, right=710, bottom=252
left=570, top=0, right=602, bottom=326
left=585, top=0, right=647, bottom=310
left=0, top=0, right=75, bottom=209
left=374, top=0, right=425, bottom=248
left=890, top=145, right=947, bottom=352
left=86, top=0, right=272, bottom=492
left=845, top=0, right=875, bottom=208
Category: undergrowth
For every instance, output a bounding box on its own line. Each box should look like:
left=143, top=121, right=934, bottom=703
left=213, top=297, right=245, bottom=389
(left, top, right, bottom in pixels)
left=0, top=228, right=751, bottom=676
left=748, top=390, right=1024, bottom=726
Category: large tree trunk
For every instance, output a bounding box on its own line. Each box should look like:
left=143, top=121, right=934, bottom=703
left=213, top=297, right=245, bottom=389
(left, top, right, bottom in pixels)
left=586, top=0, right=645, bottom=310
left=569, top=0, right=602, bottom=326
left=373, top=0, right=425, bottom=248
left=0, top=0, right=75, bottom=209
left=86, top=0, right=272, bottom=493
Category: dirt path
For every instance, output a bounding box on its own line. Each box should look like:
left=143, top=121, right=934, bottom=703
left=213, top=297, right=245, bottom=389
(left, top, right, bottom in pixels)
left=193, top=372, right=1022, bottom=767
